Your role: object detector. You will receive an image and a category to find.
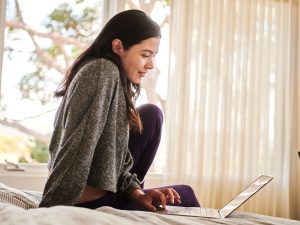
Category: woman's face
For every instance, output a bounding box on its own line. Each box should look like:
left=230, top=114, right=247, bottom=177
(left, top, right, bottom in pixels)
left=113, top=37, right=160, bottom=84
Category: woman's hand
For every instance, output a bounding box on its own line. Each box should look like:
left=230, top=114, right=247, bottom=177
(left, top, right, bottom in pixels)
left=131, top=188, right=181, bottom=211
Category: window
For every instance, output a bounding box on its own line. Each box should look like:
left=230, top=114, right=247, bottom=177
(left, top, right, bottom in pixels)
left=0, top=0, right=170, bottom=174
left=0, top=0, right=105, bottom=163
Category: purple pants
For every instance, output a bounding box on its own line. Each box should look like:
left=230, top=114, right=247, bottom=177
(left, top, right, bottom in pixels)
left=76, top=104, right=200, bottom=210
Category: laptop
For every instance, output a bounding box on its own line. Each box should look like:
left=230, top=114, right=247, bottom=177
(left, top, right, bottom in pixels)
left=159, top=175, right=273, bottom=219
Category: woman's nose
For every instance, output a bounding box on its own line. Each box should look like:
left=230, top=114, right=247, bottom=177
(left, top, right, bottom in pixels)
left=146, top=57, right=154, bottom=69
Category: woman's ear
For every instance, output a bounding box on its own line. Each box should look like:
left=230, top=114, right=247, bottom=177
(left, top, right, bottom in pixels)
left=112, top=39, right=123, bottom=55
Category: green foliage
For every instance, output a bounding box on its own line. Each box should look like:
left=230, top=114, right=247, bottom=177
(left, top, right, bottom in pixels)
left=5, top=0, right=102, bottom=108
left=30, top=140, right=49, bottom=163
left=46, top=3, right=77, bottom=33
left=71, top=46, right=83, bottom=58
left=19, top=68, right=53, bottom=105
left=47, top=44, right=60, bottom=58
left=162, top=0, right=170, bottom=6
left=44, top=2, right=98, bottom=40
left=0, top=136, right=48, bottom=163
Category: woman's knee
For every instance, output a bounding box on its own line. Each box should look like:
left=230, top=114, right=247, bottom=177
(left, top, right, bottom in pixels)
left=172, top=184, right=200, bottom=207
left=137, top=104, right=163, bottom=129
left=173, top=185, right=196, bottom=196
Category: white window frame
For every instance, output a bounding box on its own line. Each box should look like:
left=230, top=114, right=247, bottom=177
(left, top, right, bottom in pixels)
left=0, top=0, right=6, bottom=99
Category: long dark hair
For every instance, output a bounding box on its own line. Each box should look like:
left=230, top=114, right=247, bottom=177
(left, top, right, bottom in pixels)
left=55, top=10, right=161, bottom=132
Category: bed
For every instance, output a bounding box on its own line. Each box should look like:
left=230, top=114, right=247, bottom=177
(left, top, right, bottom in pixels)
left=1, top=182, right=299, bottom=225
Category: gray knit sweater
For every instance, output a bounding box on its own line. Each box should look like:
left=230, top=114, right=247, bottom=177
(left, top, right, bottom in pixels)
left=39, top=58, right=141, bottom=207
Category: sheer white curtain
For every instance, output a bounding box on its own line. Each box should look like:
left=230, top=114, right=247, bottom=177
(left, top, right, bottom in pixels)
left=166, top=0, right=300, bottom=219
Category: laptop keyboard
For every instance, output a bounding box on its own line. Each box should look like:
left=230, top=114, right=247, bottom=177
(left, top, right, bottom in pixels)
left=182, top=207, right=220, bottom=218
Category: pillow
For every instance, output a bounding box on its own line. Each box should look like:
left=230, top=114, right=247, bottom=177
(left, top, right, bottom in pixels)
left=0, top=182, right=42, bottom=209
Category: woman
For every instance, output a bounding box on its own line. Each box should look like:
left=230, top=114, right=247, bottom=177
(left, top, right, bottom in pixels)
left=39, top=9, right=199, bottom=211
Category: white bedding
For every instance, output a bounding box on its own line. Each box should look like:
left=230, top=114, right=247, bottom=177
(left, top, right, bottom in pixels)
left=1, top=182, right=299, bottom=225
left=1, top=204, right=299, bottom=225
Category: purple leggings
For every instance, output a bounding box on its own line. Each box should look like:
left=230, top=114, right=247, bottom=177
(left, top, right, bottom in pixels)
left=76, top=104, right=200, bottom=210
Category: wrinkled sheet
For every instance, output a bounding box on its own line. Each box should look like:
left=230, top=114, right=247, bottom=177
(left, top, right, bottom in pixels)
left=0, top=204, right=299, bottom=225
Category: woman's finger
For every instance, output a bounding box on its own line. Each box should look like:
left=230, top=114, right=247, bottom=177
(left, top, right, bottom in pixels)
left=144, top=201, right=157, bottom=211
left=138, top=193, right=157, bottom=211
left=170, top=188, right=181, bottom=203
left=158, top=192, right=167, bottom=209
left=164, top=188, right=175, bottom=204
left=158, top=188, right=181, bottom=204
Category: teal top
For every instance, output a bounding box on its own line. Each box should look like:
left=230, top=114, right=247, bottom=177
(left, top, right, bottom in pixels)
left=39, top=58, right=141, bottom=207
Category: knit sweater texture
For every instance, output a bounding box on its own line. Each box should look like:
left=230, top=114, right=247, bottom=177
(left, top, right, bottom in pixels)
left=39, top=58, right=141, bottom=207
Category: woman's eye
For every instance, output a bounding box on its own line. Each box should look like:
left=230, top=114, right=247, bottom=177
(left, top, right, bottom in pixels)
left=142, top=54, right=150, bottom=58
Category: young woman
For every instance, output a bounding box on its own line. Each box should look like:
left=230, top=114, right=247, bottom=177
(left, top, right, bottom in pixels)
left=39, top=9, right=200, bottom=211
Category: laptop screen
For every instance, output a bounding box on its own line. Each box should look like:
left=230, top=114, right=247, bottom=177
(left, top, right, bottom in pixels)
left=219, top=175, right=273, bottom=218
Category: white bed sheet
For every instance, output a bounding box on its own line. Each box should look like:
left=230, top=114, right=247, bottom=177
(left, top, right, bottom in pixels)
left=1, top=203, right=299, bottom=225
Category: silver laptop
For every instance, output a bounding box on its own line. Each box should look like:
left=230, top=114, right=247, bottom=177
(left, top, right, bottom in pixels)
left=159, top=175, right=273, bottom=219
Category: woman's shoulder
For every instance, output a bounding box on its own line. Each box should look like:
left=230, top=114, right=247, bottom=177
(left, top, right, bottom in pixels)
left=83, top=58, right=118, bottom=73
left=77, top=58, right=119, bottom=82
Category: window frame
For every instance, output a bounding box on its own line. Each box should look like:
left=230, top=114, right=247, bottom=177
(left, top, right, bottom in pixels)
left=0, top=0, right=6, bottom=99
